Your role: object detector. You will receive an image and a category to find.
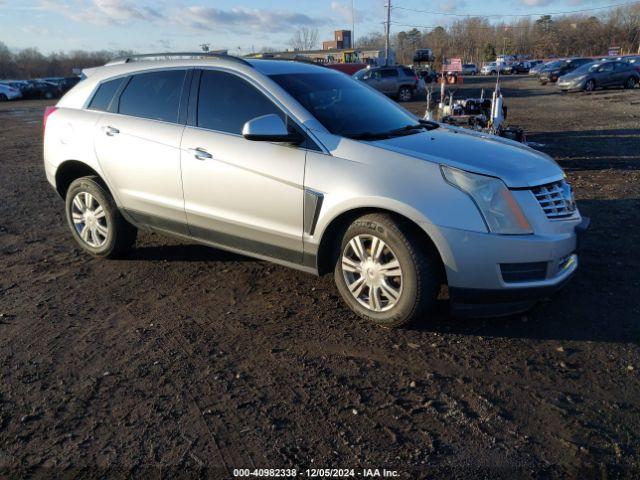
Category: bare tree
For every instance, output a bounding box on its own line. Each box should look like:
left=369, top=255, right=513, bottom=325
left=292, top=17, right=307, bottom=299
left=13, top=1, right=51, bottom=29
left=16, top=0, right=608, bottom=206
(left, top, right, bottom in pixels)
left=288, top=28, right=319, bottom=51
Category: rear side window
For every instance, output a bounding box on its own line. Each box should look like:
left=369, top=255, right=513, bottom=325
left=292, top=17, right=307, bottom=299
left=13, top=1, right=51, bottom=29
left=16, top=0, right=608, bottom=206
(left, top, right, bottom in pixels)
left=381, top=69, right=399, bottom=78
left=88, top=78, right=124, bottom=111
left=197, top=70, right=283, bottom=134
left=118, top=70, right=186, bottom=123
left=402, top=68, right=414, bottom=77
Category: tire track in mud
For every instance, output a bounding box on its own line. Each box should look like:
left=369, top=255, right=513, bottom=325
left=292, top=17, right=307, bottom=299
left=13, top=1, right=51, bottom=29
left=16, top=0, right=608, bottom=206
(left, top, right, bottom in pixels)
left=124, top=299, right=258, bottom=473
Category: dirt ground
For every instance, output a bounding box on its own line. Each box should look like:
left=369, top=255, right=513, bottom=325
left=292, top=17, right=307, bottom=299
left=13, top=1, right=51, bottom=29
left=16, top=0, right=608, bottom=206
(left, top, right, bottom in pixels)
left=0, top=76, right=639, bottom=479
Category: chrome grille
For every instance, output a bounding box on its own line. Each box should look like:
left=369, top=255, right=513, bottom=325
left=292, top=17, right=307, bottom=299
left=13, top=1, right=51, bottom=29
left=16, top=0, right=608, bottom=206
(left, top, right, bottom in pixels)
left=531, top=180, right=576, bottom=219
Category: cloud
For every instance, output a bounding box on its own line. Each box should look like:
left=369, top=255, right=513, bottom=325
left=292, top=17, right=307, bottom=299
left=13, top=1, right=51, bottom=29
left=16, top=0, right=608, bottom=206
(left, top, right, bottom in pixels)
left=177, top=6, right=328, bottom=33
left=519, top=0, right=553, bottom=6
left=438, top=0, right=466, bottom=13
left=330, top=1, right=370, bottom=23
left=40, top=0, right=163, bottom=25
left=22, top=24, right=52, bottom=36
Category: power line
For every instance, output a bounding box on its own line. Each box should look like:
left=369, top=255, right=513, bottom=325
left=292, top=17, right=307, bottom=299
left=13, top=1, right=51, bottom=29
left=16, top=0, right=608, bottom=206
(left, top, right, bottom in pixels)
left=390, top=21, right=542, bottom=30
left=392, top=0, right=640, bottom=18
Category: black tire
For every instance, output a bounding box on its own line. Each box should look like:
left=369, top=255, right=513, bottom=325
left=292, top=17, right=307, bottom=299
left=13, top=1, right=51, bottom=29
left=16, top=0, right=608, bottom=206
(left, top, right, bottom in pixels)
left=45, top=91, right=54, bottom=99
left=397, top=86, right=413, bottom=102
left=65, top=176, right=137, bottom=258
left=584, top=79, right=595, bottom=92
left=624, top=77, right=637, bottom=89
left=0, top=94, right=7, bottom=102
left=334, top=213, right=440, bottom=328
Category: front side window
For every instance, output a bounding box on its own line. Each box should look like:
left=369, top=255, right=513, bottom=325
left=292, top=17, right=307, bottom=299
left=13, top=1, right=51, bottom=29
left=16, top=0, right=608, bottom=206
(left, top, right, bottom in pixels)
left=118, top=70, right=186, bottom=123
left=88, top=77, right=124, bottom=112
left=197, top=70, right=283, bottom=134
left=270, top=72, right=420, bottom=138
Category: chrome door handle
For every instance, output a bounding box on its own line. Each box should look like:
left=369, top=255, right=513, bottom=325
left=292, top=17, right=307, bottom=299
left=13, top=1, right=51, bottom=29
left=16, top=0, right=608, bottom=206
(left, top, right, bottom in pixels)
left=188, top=147, right=212, bottom=160
left=103, top=126, right=119, bottom=136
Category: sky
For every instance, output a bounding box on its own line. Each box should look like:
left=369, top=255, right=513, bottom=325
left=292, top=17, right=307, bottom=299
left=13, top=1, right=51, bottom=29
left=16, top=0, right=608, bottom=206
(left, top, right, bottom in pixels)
left=0, top=0, right=633, bottom=54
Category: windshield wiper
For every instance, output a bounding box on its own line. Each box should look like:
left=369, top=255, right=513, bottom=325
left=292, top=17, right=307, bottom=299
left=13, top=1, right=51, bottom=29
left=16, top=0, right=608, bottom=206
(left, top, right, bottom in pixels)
left=388, top=124, right=427, bottom=135
left=418, top=119, right=440, bottom=130
left=343, top=131, right=393, bottom=140
left=344, top=121, right=439, bottom=141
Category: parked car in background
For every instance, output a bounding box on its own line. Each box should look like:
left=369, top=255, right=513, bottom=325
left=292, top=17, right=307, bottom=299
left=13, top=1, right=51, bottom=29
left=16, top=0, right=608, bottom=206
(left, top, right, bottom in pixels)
left=481, top=62, right=498, bottom=75
left=500, top=63, right=514, bottom=74
left=43, top=54, right=588, bottom=327
left=58, top=76, right=82, bottom=93
left=353, top=65, right=419, bottom=101
left=20, top=80, right=60, bottom=99
left=512, top=62, right=531, bottom=74
left=529, top=61, right=550, bottom=76
left=558, top=60, right=639, bottom=92
left=462, top=63, right=478, bottom=75
left=539, top=58, right=592, bottom=84
left=624, top=55, right=640, bottom=73
left=0, top=82, right=22, bottom=101
left=0, top=80, right=29, bottom=94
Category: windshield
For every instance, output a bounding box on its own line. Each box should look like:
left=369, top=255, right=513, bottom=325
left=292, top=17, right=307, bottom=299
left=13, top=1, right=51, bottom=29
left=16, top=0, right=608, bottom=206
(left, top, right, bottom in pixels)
left=270, top=72, right=426, bottom=138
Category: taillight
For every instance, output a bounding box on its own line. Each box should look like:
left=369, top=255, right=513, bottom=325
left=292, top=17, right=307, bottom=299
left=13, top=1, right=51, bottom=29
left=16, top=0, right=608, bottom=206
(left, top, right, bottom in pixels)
left=43, top=106, right=57, bottom=137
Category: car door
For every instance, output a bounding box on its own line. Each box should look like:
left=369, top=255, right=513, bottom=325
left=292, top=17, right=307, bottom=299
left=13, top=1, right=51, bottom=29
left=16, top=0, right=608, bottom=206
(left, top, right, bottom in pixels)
left=597, top=62, right=615, bottom=86
left=379, top=68, right=399, bottom=93
left=364, top=69, right=384, bottom=92
left=612, top=62, right=628, bottom=86
left=94, top=69, right=190, bottom=233
left=180, top=69, right=306, bottom=264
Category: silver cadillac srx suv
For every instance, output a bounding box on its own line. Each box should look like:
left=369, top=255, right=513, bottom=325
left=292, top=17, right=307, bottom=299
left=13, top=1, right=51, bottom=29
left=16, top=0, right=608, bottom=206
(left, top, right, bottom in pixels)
left=43, top=53, right=589, bottom=327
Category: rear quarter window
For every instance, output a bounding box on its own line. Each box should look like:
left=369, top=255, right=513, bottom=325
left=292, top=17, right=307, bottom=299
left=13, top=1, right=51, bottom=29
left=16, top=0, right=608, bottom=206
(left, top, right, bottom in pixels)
left=87, top=78, right=124, bottom=112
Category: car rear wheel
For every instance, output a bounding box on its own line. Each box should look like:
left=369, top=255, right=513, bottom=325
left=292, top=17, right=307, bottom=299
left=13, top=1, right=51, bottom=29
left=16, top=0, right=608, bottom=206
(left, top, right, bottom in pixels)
left=0, top=94, right=7, bottom=102
left=65, top=176, right=137, bottom=258
left=398, top=86, right=413, bottom=102
left=584, top=79, right=595, bottom=92
left=624, top=77, right=637, bottom=89
left=334, top=213, right=440, bottom=328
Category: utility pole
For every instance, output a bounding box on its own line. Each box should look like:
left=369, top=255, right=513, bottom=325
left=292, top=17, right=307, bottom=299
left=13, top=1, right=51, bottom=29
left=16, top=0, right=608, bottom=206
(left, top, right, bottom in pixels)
left=351, top=0, right=355, bottom=49
left=385, top=0, right=391, bottom=65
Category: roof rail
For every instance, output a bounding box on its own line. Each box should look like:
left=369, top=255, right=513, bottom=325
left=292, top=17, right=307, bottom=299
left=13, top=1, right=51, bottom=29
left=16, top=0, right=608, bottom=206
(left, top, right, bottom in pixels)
left=246, top=53, right=327, bottom=67
left=104, top=51, right=254, bottom=68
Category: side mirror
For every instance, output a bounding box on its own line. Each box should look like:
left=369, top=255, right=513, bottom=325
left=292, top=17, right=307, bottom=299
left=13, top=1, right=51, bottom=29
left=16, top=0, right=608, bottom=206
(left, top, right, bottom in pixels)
left=242, top=114, right=303, bottom=144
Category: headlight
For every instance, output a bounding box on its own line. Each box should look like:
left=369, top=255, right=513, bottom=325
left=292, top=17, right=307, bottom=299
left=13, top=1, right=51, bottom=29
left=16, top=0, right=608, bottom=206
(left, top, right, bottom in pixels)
left=441, top=166, right=533, bottom=234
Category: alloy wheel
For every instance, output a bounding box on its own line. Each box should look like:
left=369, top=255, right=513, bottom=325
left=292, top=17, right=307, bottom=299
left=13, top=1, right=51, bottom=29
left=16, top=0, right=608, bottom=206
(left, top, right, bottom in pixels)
left=71, top=191, right=109, bottom=248
left=398, top=88, right=412, bottom=102
left=341, top=234, right=403, bottom=312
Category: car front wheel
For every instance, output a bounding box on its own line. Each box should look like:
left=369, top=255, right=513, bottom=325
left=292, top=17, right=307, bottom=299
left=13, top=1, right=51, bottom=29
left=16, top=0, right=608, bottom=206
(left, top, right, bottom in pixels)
left=398, top=86, right=413, bottom=102
left=65, top=176, right=137, bottom=258
left=334, top=213, right=440, bottom=328
left=584, top=79, right=595, bottom=92
left=625, top=77, right=637, bottom=89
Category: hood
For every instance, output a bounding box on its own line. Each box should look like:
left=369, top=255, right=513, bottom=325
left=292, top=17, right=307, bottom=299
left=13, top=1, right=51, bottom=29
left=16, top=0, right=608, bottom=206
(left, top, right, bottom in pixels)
left=366, top=126, right=563, bottom=188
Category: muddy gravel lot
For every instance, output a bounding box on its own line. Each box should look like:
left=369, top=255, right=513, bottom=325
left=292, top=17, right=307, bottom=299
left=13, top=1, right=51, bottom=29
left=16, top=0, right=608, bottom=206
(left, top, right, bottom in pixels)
left=0, top=76, right=639, bottom=479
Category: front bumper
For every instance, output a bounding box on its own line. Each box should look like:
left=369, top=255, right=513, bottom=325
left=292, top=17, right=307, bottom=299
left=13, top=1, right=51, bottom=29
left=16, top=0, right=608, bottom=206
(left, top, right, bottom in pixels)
left=425, top=217, right=589, bottom=317
left=557, top=80, right=584, bottom=91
